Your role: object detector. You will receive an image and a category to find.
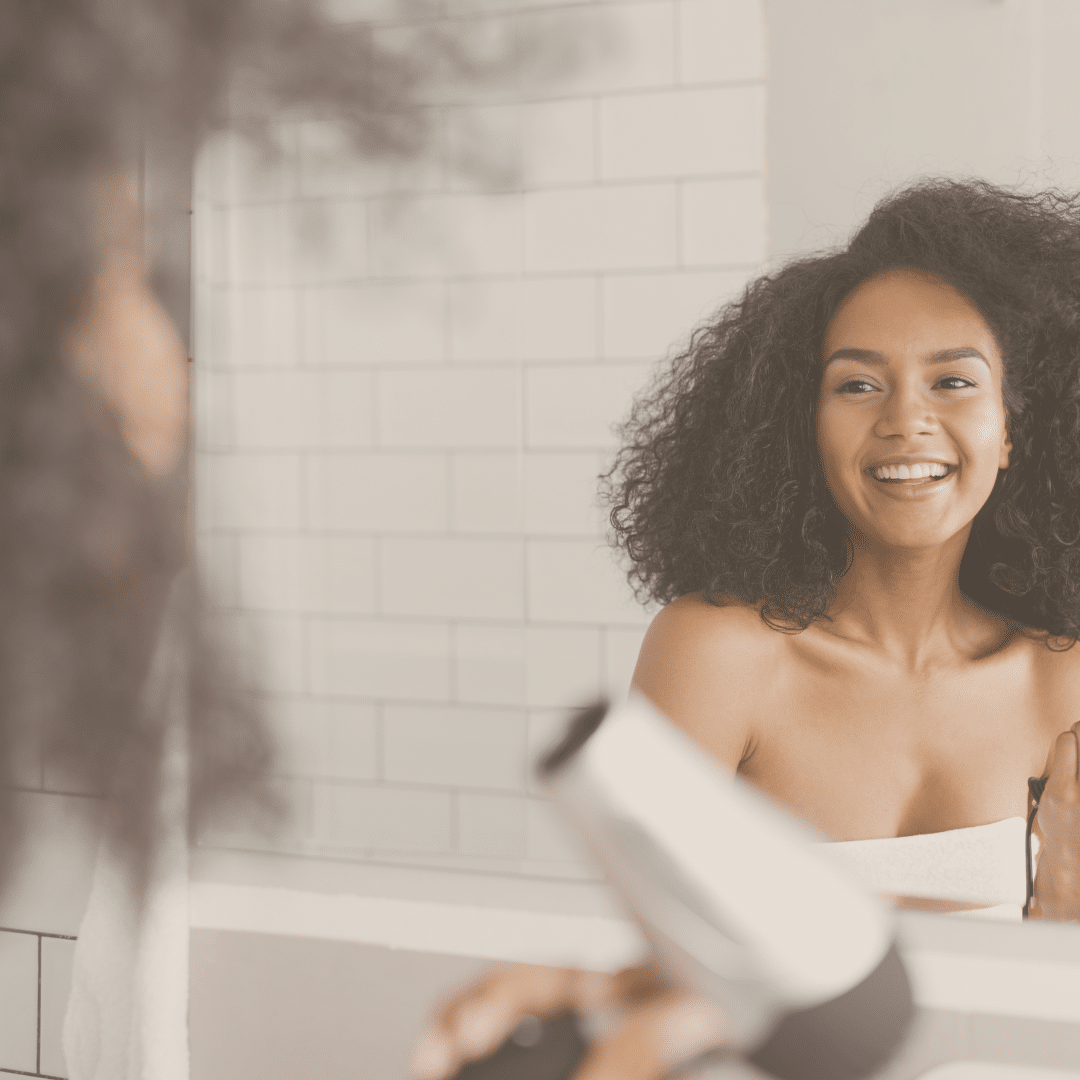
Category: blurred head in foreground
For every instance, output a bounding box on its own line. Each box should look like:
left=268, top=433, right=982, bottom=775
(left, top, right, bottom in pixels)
left=0, top=0, right=576, bottom=893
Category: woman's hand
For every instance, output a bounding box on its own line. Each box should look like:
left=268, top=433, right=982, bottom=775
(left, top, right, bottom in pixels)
left=410, top=963, right=727, bottom=1080
left=1031, top=721, right=1080, bottom=921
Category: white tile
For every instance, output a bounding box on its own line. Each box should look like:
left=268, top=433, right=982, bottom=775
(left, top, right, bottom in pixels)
left=678, top=0, right=765, bottom=84
left=527, top=798, right=592, bottom=864
left=263, top=696, right=379, bottom=780
left=381, top=537, right=525, bottom=620
left=452, top=453, right=523, bottom=534
left=383, top=703, right=527, bottom=790
left=601, top=270, right=749, bottom=359
left=527, top=539, right=653, bottom=624
left=369, top=192, right=523, bottom=278
left=226, top=200, right=367, bottom=286
left=603, top=625, right=649, bottom=700
left=40, top=935, right=76, bottom=1079
left=308, top=618, right=451, bottom=700
left=217, top=611, right=309, bottom=695
left=519, top=276, right=598, bottom=362
left=311, top=782, right=454, bottom=853
left=444, top=103, right=522, bottom=194
left=448, top=278, right=522, bottom=363
left=225, top=203, right=296, bottom=286
left=522, top=1, right=676, bottom=96
left=525, top=363, right=653, bottom=449
left=520, top=98, right=596, bottom=187
left=448, top=276, right=600, bottom=364
left=524, top=183, right=678, bottom=273
left=600, top=86, right=765, bottom=181
left=0, top=931, right=37, bottom=1072
left=305, top=452, right=448, bottom=532
left=299, top=116, right=444, bottom=198
left=219, top=127, right=301, bottom=204
left=196, top=533, right=241, bottom=610
left=231, top=369, right=375, bottom=450
left=193, top=369, right=232, bottom=451
left=292, top=199, right=368, bottom=284
left=458, top=792, right=528, bottom=857
left=199, top=776, right=312, bottom=853
left=197, top=206, right=231, bottom=285
left=238, top=535, right=377, bottom=614
left=681, top=177, right=767, bottom=267
left=196, top=452, right=303, bottom=530
left=211, top=286, right=300, bottom=369
left=455, top=624, right=525, bottom=706
left=378, top=367, right=520, bottom=448
left=525, top=625, right=602, bottom=708
left=303, top=281, right=447, bottom=366
left=523, top=451, right=606, bottom=536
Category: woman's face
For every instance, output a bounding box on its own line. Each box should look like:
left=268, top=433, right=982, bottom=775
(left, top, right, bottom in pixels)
left=816, top=268, right=1012, bottom=551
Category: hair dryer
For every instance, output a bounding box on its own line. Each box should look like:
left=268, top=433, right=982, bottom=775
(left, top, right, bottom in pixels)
left=452, top=692, right=914, bottom=1080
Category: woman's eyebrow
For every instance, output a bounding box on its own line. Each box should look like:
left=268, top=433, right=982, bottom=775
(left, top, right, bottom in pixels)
left=824, top=346, right=991, bottom=369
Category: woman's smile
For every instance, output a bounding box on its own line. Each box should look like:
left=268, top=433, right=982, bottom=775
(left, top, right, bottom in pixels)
left=817, top=268, right=1012, bottom=549
left=866, top=460, right=956, bottom=496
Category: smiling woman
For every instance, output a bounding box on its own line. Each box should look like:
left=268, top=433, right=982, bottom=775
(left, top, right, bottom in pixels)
left=417, top=179, right=1080, bottom=1080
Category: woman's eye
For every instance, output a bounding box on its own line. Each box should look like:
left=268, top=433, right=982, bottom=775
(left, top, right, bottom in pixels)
left=937, top=376, right=974, bottom=390
left=837, top=379, right=877, bottom=394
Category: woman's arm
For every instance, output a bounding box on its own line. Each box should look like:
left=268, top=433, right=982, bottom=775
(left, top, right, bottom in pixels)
left=630, top=595, right=766, bottom=773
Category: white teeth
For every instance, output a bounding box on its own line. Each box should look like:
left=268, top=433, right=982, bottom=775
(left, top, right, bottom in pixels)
left=872, top=463, right=949, bottom=481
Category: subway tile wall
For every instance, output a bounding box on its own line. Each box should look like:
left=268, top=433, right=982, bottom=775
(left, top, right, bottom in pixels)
left=192, top=0, right=767, bottom=885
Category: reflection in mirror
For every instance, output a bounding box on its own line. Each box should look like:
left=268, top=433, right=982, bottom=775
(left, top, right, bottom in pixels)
left=188, top=1, right=1080, bottom=1079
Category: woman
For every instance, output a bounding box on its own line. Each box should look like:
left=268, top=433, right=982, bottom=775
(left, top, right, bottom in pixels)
left=413, top=179, right=1080, bottom=1080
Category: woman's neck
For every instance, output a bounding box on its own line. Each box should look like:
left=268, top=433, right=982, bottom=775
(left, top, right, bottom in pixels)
left=823, top=526, right=1000, bottom=671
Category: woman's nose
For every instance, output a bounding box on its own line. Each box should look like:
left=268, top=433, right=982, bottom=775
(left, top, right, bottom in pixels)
left=872, top=382, right=938, bottom=439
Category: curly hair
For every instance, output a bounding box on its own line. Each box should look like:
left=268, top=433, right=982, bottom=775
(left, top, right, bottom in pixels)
left=0, top=0, right=569, bottom=892
left=603, top=178, right=1080, bottom=641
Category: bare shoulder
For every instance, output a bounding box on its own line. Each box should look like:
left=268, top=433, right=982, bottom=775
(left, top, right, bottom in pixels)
left=631, top=594, right=786, bottom=771
left=1025, top=628, right=1080, bottom=735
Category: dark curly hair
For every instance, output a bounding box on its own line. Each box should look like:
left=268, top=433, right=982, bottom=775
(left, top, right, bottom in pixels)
left=604, top=178, right=1080, bottom=641
left=0, top=0, right=574, bottom=894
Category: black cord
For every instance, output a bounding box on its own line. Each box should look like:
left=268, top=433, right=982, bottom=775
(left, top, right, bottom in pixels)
left=1024, top=775, right=1048, bottom=919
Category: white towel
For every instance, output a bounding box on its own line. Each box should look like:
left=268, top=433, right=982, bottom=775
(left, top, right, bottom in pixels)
left=820, top=817, right=1037, bottom=922
left=62, top=580, right=191, bottom=1080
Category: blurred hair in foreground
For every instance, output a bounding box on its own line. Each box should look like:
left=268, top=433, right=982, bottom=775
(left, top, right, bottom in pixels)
left=0, top=0, right=587, bottom=896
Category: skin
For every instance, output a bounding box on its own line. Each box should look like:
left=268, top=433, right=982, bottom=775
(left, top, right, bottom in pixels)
left=415, top=269, right=1080, bottom=1079
left=65, top=169, right=190, bottom=478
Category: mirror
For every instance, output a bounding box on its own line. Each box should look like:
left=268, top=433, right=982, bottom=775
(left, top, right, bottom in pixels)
left=187, top=0, right=1080, bottom=1075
